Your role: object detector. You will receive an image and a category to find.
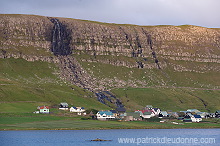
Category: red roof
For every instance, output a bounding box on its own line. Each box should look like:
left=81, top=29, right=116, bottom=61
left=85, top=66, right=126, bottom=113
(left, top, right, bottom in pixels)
left=38, top=106, right=49, bottom=109
left=135, top=110, right=154, bottom=114
left=143, top=110, right=153, bottom=113
left=135, top=110, right=154, bottom=113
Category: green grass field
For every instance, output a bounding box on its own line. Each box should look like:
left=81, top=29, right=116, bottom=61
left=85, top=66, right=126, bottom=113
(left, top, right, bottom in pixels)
left=74, top=54, right=220, bottom=112
left=0, top=113, right=219, bottom=130
left=0, top=58, right=109, bottom=113
left=1, top=57, right=220, bottom=113
left=111, top=87, right=220, bottom=112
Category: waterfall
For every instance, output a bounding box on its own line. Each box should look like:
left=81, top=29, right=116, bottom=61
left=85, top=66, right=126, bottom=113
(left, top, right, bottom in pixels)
left=49, top=18, right=124, bottom=108
left=50, top=18, right=71, bottom=56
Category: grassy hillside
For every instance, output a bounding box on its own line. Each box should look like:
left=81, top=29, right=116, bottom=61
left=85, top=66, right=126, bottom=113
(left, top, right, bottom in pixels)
left=111, top=88, right=220, bottom=112
left=1, top=57, right=219, bottom=113
left=0, top=14, right=219, bottom=114
left=75, top=54, right=220, bottom=112
left=0, top=58, right=109, bottom=113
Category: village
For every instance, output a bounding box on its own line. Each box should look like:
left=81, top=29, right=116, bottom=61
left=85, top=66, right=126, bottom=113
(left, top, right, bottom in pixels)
left=34, top=103, right=220, bottom=124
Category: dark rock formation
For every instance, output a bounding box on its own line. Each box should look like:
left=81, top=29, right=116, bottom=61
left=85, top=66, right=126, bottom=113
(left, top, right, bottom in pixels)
left=96, top=91, right=124, bottom=108
left=50, top=18, right=72, bottom=56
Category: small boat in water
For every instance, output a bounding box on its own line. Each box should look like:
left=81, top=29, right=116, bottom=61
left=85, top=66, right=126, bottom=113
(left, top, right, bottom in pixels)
left=90, top=138, right=112, bottom=141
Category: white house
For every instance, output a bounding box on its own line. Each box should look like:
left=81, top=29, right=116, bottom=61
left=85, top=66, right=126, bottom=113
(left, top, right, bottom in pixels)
left=135, top=110, right=155, bottom=119
left=96, top=111, right=115, bottom=121
left=196, top=112, right=207, bottom=118
left=152, top=108, right=161, bottom=115
left=159, top=111, right=168, bottom=118
left=37, top=106, right=49, bottom=114
left=191, top=115, right=202, bottom=122
left=145, top=105, right=153, bottom=110
left=70, top=107, right=86, bottom=115
left=187, top=109, right=200, bottom=114
left=59, top=102, right=69, bottom=110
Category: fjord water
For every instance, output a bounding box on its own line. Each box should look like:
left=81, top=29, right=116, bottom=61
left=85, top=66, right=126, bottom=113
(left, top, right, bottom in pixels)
left=0, top=129, right=219, bottom=146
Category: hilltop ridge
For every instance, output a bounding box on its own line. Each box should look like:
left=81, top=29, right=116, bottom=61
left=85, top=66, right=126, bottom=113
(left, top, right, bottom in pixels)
left=0, top=14, right=220, bottom=111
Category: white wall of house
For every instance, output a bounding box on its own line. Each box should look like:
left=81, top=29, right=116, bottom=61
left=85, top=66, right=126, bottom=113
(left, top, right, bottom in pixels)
left=191, top=117, right=202, bottom=122
left=77, top=112, right=87, bottom=116
left=96, top=112, right=115, bottom=120
left=70, top=107, right=85, bottom=112
left=151, top=112, right=156, bottom=117
left=141, top=115, right=151, bottom=119
left=152, top=109, right=161, bottom=115
left=59, top=107, right=69, bottom=110
left=39, top=108, right=49, bottom=114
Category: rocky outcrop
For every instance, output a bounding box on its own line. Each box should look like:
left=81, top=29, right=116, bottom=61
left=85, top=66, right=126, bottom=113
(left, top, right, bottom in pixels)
left=0, top=14, right=220, bottom=92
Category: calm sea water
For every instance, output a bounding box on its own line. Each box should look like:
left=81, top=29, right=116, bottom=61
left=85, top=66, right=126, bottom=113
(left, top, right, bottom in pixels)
left=0, top=129, right=219, bottom=146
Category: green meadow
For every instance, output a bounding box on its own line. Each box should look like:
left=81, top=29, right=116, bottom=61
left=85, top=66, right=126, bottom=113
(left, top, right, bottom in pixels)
left=0, top=113, right=219, bottom=130
left=0, top=58, right=109, bottom=113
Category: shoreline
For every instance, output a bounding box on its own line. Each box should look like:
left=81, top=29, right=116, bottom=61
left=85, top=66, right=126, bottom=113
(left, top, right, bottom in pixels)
left=1, top=121, right=219, bottom=131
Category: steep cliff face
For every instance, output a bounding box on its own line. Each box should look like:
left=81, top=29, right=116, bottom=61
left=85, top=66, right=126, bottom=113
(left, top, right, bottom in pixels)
left=0, top=14, right=220, bottom=93
left=0, top=15, right=52, bottom=57
left=50, top=18, right=72, bottom=56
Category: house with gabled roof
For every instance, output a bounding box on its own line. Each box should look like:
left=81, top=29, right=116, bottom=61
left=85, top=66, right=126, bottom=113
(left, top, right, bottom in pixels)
left=135, top=110, right=155, bottom=119
left=207, top=113, right=215, bottom=118
left=145, top=105, right=153, bottom=110
left=142, top=111, right=152, bottom=119
left=184, top=114, right=202, bottom=122
left=70, top=107, right=86, bottom=115
left=196, top=112, right=207, bottom=118
left=215, top=110, right=220, bottom=118
left=37, top=106, right=50, bottom=114
left=168, top=112, right=179, bottom=118
left=187, top=109, right=200, bottom=114
left=152, top=108, right=161, bottom=115
left=159, top=111, right=168, bottom=118
left=59, top=102, right=68, bottom=110
left=191, top=115, right=202, bottom=122
left=96, top=111, right=115, bottom=121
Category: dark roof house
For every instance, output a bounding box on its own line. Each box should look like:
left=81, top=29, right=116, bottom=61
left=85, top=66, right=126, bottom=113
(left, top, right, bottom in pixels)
left=215, top=110, right=220, bottom=115
left=59, top=102, right=68, bottom=108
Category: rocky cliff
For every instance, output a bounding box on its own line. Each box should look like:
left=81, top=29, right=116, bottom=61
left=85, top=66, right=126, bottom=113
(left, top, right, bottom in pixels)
left=1, top=14, right=220, bottom=94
